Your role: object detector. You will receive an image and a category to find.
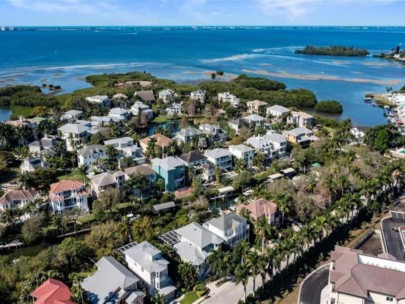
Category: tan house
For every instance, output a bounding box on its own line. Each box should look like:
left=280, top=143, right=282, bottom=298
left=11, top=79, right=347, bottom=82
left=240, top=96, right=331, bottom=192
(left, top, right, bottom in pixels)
left=246, top=100, right=267, bottom=114
left=327, top=246, right=405, bottom=304
left=236, top=198, right=278, bottom=224
left=90, top=172, right=125, bottom=198
left=139, top=134, right=172, bottom=154
left=287, top=111, right=315, bottom=128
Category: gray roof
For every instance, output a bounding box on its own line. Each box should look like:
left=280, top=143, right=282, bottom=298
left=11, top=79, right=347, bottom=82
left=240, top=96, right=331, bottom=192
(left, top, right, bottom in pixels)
left=176, top=127, right=202, bottom=138
left=136, top=90, right=155, bottom=102
left=229, top=144, right=254, bottom=153
left=58, top=123, right=90, bottom=134
left=179, top=151, right=207, bottom=164
left=153, top=201, right=176, bottom=212
left=125, top=165, right=155, bottom=176
left=204, top=213, right=246, bottom=232
left=288, top=127, right=313, bottom=137
left=0, top=189, right=37, bottom=206
left=81, top=256, right=141, bottom=304
left=91, top=172, right=117, bottom=188
left=151, top=157, right=184, bottom=171
left=109, top=108, right=130, bottom=115
left=264, top=132, right=287, bottom=144
left=78, top=145, right=106, bottom=157
left=245, top=136, right=274, bottom=150
left=243, top=114, right=265, bottom=123
left=204, top=148, right=232, bottom=159
left=267, top=105, right=290, bottom=114
left=104, top=137, right=133, bottom=146
left=123, top=241, right=168, bottom=273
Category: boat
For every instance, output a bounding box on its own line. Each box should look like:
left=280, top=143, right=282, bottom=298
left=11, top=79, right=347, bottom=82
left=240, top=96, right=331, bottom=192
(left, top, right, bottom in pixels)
left=364, top=97, right=373, bottom=103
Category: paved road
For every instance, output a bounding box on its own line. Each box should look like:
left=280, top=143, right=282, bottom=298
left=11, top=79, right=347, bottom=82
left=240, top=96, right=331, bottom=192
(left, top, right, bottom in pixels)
left=381, top=213, right=405, bottom=261
left=299, top=265, right=329, bottom=304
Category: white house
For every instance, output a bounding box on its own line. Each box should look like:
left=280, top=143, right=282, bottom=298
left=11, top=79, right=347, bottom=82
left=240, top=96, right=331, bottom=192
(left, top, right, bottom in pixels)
left=90, top=116, right=114, bottom=126
left=246, top=100, right=267, bottom=114
left=131, top=101, right=154, bottom=119
left=90, top=172, right=125, bottom=198
left=20, top=156, right=49, bottom=173
left=159, top=89, right=175, bottom=103
left=28, top=136, right=58, bottom=156
left=266, top=105, right=290, bottom=119
left=327, top=246, right=405, bottom=304
left=229, top=144, right=255, bottom=168
left=108, top=107, right=131, bottom=121
left=60, top=110, right=83, bottom=122
left=0, top=189, right=39, bottom=214
left=77, top=145, right=107, bottom=168
left=287, top=111, right=315, bottom=128
left=199, top=124, right=227, bottom=142
left=218, top=92, right=240, bottom=107
left=245, top=136, right=277, bottom=164
left=104, top=137, right=147, bottom=166
left=123, top=241, right=176, bottom=300
left=166, top=102, right=182, bottom=116
left=190, top=89, right=206, bottom=102
left=85, top=95, right=110, bottom=106
left=203, top=213, right=249, bottom=246
left=264, top=131, right=288, bottom=157
left=204, top=148, right=233, bottom=172
left=242, top=114, right=265, bottom=126
left=173, top=127, right=202, bottom=144
left=58, top=123, right=91, bottom=151
left=49, top=180, right=88, bottom=214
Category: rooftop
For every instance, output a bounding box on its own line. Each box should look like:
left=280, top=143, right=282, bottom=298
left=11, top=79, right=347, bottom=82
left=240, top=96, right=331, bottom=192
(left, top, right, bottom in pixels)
left=152, top=156, right=184, bottom=171
left=77, top=144, right=106, bottom=157
left=50, top=180, right=84, bottom=194
left=204, top=148, right=232, bottom=159
left=236, top=198, right=278, bottom=220
left=140, top=134, right=172, bottom=148
left=204, top=213, right=246, bottom=232
left=125, top=165, right=155, bottom=176
left=0, top=189, right=37, bottom=206
left=180, top=151, right=207, bottom=164
left=267, top=105, right=290, bottom=113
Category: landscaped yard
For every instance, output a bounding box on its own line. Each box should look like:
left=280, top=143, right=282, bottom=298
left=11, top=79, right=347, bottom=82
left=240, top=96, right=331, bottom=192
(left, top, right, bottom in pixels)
left=58, top=169, right=89, bottom=182
left=180, top=291, right=199, bottom=304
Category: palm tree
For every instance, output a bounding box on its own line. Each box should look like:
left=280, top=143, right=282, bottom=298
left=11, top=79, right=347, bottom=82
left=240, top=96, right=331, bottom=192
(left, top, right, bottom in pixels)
left=234, top=263, right=250, bottom=302
left=255, top=217, right=271, bottom=254
left=105, top=145, right=118, bottom=170
left=152, top=292, right=166, bottom=304
left=119, top=216, right=133, bottom=242
left=246, top=251, right=261, bottom=297
left=126, top=173, right=149, bottom=200
left=207, top=249, right=225, bottom=278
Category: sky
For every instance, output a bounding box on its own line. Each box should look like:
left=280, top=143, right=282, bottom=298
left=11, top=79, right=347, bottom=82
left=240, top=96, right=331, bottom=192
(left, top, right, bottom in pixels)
left=0, top=0, right=405, bottom=26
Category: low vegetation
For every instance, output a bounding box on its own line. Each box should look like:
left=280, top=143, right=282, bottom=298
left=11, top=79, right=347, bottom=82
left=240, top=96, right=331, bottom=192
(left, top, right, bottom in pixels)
left=295, top=46, right=369, bottom=57
left=315, top=100, right=343, bottom=114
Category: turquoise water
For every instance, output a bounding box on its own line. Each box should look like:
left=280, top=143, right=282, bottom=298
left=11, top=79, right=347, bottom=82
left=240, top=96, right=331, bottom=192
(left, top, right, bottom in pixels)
left=0, top=108, right=12, bottom=122
left=1, top=26, right=405, bottom=125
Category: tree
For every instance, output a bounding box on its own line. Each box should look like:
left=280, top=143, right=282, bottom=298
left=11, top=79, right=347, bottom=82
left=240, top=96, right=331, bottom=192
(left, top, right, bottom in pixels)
left=152, top=292, right=166, bottom=304
left=104, top=145, right=118, bottom=170
left=207, top=249, right=225, bottom=278
left=255, top=217, right=272, bottom=254
left=374, top=129, right=390, bottom=154
left=234, top=263, right=250, bottom=302
left=118, top=216, right=133, bottom=243
left=126, top=173, right=150, bottom=200
left=246, top=251, right=263, bottom=297
left=215, top=167, right=222, bottom=183
left=58, top=237, right=89, bottom=271
left=232, top=171, right=252, bottom=191
left=94, top=187, right=121, bottom=212
left=21, top=215, right=43, bottom=244
left=178, top=262, right=198, bottom=291
left=253, top=152, right=265, bottom=170
left=180, top=115, right=188, bottom=129
left=187, top=100, right=196, bottom=116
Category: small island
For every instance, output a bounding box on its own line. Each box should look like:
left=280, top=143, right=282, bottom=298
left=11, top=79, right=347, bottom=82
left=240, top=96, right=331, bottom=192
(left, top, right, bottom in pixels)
left=315, top=100, right=343, bottom=114
left=373, top=45, right=405, bottom=65
left=295, top=46, right=369, bottom=57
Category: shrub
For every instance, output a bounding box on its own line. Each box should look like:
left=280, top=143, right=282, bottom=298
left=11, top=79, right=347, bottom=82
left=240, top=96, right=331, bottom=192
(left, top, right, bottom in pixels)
left=315, top=100, right=343, bottom=114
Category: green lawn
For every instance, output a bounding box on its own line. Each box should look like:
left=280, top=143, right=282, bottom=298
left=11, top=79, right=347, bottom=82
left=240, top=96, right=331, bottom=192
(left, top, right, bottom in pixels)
left=5, top=243, right=47, bottom=260
left=58, top=169, right=89, bottom=182
left=77, top=213, right=95, bottom=225
left=10, top=105, right=35, bottom=120
left=180, top=291, right=199, bottom=304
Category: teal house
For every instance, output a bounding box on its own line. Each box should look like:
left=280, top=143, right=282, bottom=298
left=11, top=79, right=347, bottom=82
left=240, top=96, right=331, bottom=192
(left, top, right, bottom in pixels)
left=151, top=157, right=186, bottom=192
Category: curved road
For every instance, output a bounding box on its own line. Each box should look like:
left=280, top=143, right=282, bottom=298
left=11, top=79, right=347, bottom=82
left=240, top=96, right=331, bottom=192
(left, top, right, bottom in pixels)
left=381, top=213, right=405, bottom=261
left=299, top=265, right=329, bottom=304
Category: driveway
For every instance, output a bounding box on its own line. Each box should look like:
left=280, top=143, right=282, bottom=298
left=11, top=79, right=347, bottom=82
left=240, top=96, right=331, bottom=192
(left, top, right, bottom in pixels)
left=381, top=212, right=405, bottom=261
left=298, top=264, right=329, bottom=304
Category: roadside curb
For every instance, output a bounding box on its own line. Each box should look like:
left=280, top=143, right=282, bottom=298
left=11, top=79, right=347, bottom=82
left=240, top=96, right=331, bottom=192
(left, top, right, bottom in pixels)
left=297, top=263, right=330, bottom=304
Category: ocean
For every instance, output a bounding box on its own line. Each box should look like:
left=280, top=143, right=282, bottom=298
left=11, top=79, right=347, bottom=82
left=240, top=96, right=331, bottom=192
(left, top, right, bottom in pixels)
left=1, top=26, right=405, bottom=125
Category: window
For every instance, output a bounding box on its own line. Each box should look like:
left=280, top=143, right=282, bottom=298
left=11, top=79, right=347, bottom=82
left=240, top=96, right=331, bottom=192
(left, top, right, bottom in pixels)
left=386, top=297, right=394, bottom=302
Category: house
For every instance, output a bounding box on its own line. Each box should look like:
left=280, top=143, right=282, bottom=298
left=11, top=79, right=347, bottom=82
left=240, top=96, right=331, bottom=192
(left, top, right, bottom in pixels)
left=190, top=89, right=206, bottom=102
left=151, top=157, right=186, bottom=191
left=60, top=110, right=83, bottom=122
left=159, top=89, right=175, bottom=103
left=245, top=136, right=277, bottom=165
left=131, top=101, right=154, bottom=119
left=104, top=137, right=147, bottom=166
left=247, top=100, right=267, bottom=114
left=266, top=105, right=290, bottom=119
left=81, top=256, right=145, bottom=304
left=124, top=165, right=157, bottom=198
left=203, top=213, right=249, bottom=246
left=173, top=127, right=202, bottom=144
left=20, top=156, right=49, bottom=173
left=4, top=116, right=36, bottom=128
left=160, top=222, right=224, bottom=276
left=264, top=131, right=288, bottom=157
left=229, top=144, right=255, bottom=168
left=229, top=118, right=243, bottom=135
left=199, top=124, right=227, bottom=142
left=123, top=241, right=176, bottom=300
left=242, top=114, right=265, bottom=126
left=135, top=90, right=155, bottom=103
left=350, top=127, right=365, bottom=141
left=112, top=93, right=128, bottom=101
left=49, top=180, right=89, bottom=214
left=236, top=198, right=278, bottom=225
left=153, top=201, right=176, bottom=213
left=58, top=123, right=91, bottom=151
left=90, top=116, right=114, bottom=126
left=0, top=189, right=39, bottom=213
left=166, top=102, right=182, bottom=116
left=284, top=127, right=318, bottom=148
left=28, top=136, right=58, bottom=156
left=218, top=92, right=240, bottom=107
left=327, top=246, right=405, bottom=304
left=31, top=278, right=76, bottom=304
left=85, top=95, right=110, bottom=106
left=139, top=134, right=172, bottom=155
left=77, top=145, right=107, bottom=168
left=108, top=107, right=131, bottom=121
left=90, top=172, right=125, bottom=198
left=287, top=111, right=315, bottom=128
left=179, top=151, right=209, bottom=179
left=204, top=148, right=233, bottom=172
left=201, top=162, right=216, bottom=182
